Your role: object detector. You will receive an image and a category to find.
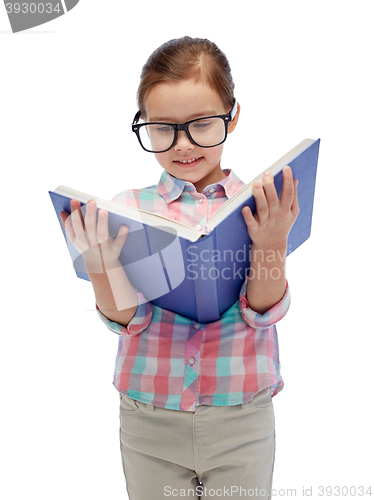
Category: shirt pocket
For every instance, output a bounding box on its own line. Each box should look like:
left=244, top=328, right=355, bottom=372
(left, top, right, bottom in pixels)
left=119, top=393, right=140, bottom=412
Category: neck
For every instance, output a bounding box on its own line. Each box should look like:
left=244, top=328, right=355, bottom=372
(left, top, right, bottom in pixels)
left=193, top=167, right=227, bottom=193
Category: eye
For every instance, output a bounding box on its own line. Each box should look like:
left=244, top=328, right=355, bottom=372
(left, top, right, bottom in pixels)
left=155, top=125, right=174, bottom=133
left=191, top=120, right=212, bottom=130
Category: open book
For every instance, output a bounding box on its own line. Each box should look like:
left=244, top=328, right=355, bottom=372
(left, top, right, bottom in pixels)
left=49, top=138, right=320, bottom=322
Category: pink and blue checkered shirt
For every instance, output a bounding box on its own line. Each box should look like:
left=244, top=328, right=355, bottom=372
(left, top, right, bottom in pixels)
left=97, top=169, right=290, bottom=412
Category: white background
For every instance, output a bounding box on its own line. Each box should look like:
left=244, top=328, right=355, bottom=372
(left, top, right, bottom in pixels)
left=1, top=1, right=373, bottom=498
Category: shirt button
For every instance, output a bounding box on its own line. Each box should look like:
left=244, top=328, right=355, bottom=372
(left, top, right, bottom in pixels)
left=194, top=323, right=200, bottom=330
left=198, top=198, right=204, bottom=204
left=208, top=188, right=215, bottom=193
left=195, top=224, right=202, bottom=231
left=188, top=357, right=196, bottom=366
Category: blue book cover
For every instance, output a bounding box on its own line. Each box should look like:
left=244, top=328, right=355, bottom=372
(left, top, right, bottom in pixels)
left=49, top=138, right=320, bottom=322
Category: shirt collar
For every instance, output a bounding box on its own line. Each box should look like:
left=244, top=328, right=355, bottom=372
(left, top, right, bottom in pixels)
left=157, top=169, right=242, bottom=204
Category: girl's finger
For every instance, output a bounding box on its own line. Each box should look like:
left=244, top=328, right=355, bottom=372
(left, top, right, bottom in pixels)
left=291, top=179, right=299, bottom=217
left=279, top=166, right=294, bottom=212
left=70, top=200, right=88, bottom=246
left=262, top=171, right=279, bottom=215
left=112, top=225, right=129, bottom=254
left=60, top=211, right=69, bottom=229
left=84, top=200, right=99, bottom=248
left=96, top=209, right=110, bottom=244
left=63, top=211, right=77, bottom=244
left=252, top=182, right=269, bottom=220
left=242, top=206, right=258, bottom=231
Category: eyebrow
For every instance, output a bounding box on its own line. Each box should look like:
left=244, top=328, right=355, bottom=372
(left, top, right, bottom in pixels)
left=148, top=111, right=220, bottom=122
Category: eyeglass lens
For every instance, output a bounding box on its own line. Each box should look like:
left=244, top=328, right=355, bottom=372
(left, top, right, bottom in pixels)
left=138, top=117, right=226, bottom=152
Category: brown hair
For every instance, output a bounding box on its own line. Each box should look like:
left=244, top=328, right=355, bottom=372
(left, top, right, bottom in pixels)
left=137, top=36, right=235, bottom=117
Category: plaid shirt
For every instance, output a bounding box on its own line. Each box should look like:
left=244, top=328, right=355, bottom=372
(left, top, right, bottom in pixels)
left=97, top=169, right=290, bottom=412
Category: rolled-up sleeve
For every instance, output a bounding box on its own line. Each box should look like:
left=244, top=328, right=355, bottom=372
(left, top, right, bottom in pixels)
left=96, top=290, right=153, bottom=336
left=239, top=277, right=291, bottom=329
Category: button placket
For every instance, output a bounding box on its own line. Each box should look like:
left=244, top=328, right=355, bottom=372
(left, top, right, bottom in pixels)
left=184, top=324, right=203, bottom=370
left=181, top=325, right=204, bottom=410
left=187, top=324, right=201, bottom=366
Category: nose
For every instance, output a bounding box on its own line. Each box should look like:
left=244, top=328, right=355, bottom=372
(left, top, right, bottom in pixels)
left=173, top=130, right=195, bottom=152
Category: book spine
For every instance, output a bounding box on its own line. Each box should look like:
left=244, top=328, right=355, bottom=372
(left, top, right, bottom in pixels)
left=188, top=233, right=220, bottom=323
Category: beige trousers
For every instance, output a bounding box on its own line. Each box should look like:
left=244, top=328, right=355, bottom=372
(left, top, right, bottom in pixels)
left=119, top=387, right=275, bottom=499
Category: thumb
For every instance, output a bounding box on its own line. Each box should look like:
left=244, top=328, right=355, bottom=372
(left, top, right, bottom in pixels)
left=118, top=225, right=128, bottom=236
left=112, top=225, right=129, bottom=253
left=291, top=179, right=299, bottom=217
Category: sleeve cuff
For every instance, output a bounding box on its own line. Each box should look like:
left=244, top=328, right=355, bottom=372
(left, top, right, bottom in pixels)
left=239, top=278, right=291, bottom=329
left=96, top=290, right=153, bottom=336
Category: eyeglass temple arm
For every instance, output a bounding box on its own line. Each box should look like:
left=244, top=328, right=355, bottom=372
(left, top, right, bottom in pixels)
left=132, top=110, right=142, bottom=125
left=230, top=99, right=238, bottom=121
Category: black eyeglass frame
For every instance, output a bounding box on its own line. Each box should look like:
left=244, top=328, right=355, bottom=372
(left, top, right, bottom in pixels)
left=131, top=99, right=238, bottom=153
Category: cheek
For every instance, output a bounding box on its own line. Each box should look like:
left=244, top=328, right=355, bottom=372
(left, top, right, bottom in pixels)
left=206, top=146, right=224, bottom=163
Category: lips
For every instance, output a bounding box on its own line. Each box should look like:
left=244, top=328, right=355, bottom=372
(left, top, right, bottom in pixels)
left=174, top=157, right=203, bottom=166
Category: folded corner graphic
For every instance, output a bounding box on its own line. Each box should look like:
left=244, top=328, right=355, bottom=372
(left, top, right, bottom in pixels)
left=71, top=225, right=186, bottom=304
left=4, top=0, right=80, bottom=33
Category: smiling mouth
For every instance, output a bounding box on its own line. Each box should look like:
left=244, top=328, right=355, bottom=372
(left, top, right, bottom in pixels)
left=174, top=157, right=202, bottom=165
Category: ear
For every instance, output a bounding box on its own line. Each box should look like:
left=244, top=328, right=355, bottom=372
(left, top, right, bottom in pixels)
left=228, top=102, right=240, bottom=134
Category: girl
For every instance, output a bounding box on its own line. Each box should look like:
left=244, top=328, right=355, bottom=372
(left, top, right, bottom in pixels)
left=61, top=37, right=298, bottom=500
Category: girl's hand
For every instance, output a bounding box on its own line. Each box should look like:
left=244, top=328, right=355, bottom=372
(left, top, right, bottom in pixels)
left=242, top=166, right=299, bottom=250
left=60, top=199, right=129, bottom=274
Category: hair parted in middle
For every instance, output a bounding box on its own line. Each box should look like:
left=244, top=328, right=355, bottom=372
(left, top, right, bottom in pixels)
left=137, top=36, right=236, bottom=117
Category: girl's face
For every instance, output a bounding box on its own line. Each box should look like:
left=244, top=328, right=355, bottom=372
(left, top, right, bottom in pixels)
left=143, top=79, right=239, bottom=193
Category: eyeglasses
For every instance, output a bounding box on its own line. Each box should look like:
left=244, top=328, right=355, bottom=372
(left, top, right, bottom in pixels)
left=132, top=100, right=238, bottom=153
